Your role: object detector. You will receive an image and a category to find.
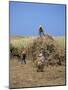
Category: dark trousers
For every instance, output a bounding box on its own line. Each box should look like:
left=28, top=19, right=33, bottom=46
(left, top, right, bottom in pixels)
left=39, top=32, right=45, bottom=37
left=21, top=58, right=26, bottom=64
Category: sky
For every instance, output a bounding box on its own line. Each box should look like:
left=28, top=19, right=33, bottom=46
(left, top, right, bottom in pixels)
left=9, top=1, right=66, bottom=36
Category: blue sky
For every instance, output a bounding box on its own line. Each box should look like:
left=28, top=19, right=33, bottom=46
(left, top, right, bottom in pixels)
left=9, top=1, right=66, bottom=36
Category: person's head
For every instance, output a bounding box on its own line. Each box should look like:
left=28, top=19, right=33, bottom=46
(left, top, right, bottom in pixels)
left=39, top=25, right=42, bottom=28
left=39, top=24, right=42, bottom=27
left=40, top=48, right=44, bottom=51
left=41, top=47, right=44, bottom=50
left=21, top=48, right=26, bottom=54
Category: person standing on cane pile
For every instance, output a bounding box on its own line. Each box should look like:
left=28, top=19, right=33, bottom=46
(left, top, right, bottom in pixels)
left=39, top=25, right=45, bottom=37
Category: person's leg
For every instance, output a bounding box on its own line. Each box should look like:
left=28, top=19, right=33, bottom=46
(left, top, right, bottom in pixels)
left=39, top=65, right=44, bottom=72
left=23, top=59, right=26, bottom=64
left=21, top=58, right=23, bottom=64
left=42, top=32, right=45, bottom=36
left=37, top=65, right=40, bottom=72
left=39, top=31, right=42, bottom=37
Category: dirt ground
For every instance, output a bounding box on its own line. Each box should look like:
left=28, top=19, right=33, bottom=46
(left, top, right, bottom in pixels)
left=9, top=58, right=66, bottom=89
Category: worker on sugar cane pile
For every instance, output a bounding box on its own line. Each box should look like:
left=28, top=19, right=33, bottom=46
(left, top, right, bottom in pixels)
left=39, top=25, right=45, bottom=37
left=21, top=49, right=26, bottom=64
left=36, top=48, right=46, bottom=72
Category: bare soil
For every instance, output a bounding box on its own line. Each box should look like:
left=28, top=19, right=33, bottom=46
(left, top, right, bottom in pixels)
left=9, top=58, right=65, bottom=89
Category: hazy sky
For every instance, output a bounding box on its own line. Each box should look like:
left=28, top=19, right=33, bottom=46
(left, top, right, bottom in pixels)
left=10, top=1, right=66, bottom=36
